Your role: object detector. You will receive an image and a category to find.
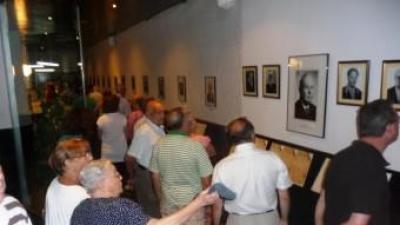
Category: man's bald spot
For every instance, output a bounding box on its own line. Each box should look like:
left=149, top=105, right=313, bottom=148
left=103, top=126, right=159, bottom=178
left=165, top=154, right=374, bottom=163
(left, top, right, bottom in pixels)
left=146, top=100, right=164, bottom=116
left=228, top=120, right=246, bottom=135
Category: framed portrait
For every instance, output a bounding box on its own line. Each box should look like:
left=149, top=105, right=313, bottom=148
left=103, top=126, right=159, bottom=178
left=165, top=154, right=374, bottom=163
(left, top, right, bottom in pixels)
left=381, top=60, right=400, bottom=110
left=262, top=65, right=280, bottom=99
left=337, top=60, right=369, bottom=106
left=114, top=76, right=118, bottom=89
left=121, top=74, right=126, bottom=88
left=107, top=76, right=111, bottom=89
left=177, top=76, right=186, bottom=103
left=131, top=75, right=136, bottom=91
left=205, top=76, right=217, bottom=107
left=287, top=53, right=329, bottom=138
left=143, top=75, right=149, bottom=95
left=102, top=75, right=106, bottom=88
left=242, top=66, right=258, bottom=97
left=158, top=77, right=165, bottom=99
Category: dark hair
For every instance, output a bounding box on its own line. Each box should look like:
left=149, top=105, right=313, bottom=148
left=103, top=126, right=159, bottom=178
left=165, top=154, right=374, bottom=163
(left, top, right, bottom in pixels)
left=357, top=99, right=398, bottom=137
left=165, top=107, right=185, bottom=131
left=347, top=68, right=359, bottom=77
left=103, top=94, right=119, bottom=113
left=226, top=117, right=255, bottom=145
left=48, top=137, right=91, bottom=175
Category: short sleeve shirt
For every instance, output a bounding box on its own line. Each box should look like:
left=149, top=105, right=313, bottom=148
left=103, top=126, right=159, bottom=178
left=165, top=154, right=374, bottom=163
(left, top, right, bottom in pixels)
left=212, top=143, right=292, bottom=214
left=0, top=195, right=32, bottom=225
left=71, top=198, right=150, bottom=225
left=149, top=132, right=213, bottom=209
left=324, top=141, right=390, bottom=225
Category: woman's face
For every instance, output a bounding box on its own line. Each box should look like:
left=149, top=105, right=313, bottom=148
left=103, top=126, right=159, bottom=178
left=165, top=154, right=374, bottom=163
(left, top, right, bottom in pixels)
left=101, top=165, right=123, bottom=197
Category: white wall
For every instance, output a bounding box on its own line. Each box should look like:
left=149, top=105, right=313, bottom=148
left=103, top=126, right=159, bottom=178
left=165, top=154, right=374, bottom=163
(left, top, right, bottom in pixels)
left=86, top=0, right=242, bottom=125
left=240, top=0, right=400, bottom=171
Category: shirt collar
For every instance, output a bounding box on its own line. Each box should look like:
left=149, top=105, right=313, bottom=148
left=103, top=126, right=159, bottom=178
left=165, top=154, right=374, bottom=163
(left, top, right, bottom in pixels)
left=353, top=140, right=390, bottom=167
left=143, top=116, right=165, bottom=134
left=233, top=142, right=256, bottom=153
left=168, top=130, right=188, bottom=136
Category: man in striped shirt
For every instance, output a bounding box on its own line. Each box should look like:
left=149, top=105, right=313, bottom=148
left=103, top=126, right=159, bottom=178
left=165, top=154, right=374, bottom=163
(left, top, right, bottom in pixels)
left=150, top=107, right=213, bottom=225
left=0, top=165, right=32, bottom=225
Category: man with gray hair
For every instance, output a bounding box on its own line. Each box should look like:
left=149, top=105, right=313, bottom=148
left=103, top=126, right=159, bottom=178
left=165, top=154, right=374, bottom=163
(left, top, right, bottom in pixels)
left=149, top=107, right=213, bottom=225
left=387, top=69, right=400, bottom=103
left=315, top=99, right=399, bottom=225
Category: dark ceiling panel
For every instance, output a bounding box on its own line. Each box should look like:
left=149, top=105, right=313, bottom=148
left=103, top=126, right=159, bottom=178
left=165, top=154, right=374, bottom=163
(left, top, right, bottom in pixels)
left=79, top=0, right=186, bottom=46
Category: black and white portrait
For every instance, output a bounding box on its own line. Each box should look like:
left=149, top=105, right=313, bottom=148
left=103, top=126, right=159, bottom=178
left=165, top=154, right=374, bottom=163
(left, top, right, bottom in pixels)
left=143, top=75, right=149, bottom=95
left=205, top=76, right=216, bottom=107
left=287, top=54, right=329, bottom=138
left=158, top=77, right=165, bottom=99
left=295, top=71, right=318, bottom=121
left=242, top=66, right=258, bottom=96
left=337, top=61, right=369, bottom=106
left=262, top=65, right=280, bottom=98
left=177, top=76, right=186, bottom=103
left=381, top=60, right=400, bottom=110
left=131, top=76, right=136, bottom=91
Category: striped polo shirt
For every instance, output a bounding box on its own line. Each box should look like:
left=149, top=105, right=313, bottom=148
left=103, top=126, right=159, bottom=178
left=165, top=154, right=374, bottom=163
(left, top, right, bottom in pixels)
left=149, top=131, right=213, bottom=210
left=0, top=195, right=32, bottom=225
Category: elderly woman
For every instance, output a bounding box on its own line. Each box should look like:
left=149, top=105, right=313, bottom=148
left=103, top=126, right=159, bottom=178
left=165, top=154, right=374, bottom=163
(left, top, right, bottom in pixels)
left=45, top=137, right=93, bottom=225
left=71, top=159, right=219, bottom=225
left=0, top=165, right=32, bottom=225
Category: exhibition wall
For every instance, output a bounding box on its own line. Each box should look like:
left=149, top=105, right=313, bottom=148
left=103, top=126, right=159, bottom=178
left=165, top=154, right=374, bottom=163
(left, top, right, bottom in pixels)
left=86, top=0, right=242, bottom=125
left=86, top=0, right=400, bottom=171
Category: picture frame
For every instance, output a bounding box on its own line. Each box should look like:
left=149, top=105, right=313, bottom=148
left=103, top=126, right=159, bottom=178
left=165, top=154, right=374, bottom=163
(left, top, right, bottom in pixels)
left=131, top=75, right=136, bottom=91
left=242, top=66, right=258, bottom=97
left=287, top=53, right=329, bottom=138
left=205, top=76, right=217, bottom=107
left=158, top=76, right=165, bottom=99
left=177, top=76, right=186, bottom=103
left=262, top=65, right=280, bottom=99
left=121, top=74, right=126, bottom=89
left=143, top=75, right=149, bottom=95
left=337, top=60, right=369, bottom=106
left=114, top=76, right=118, bottom=89
left=381, top=60, right=400, bottom=110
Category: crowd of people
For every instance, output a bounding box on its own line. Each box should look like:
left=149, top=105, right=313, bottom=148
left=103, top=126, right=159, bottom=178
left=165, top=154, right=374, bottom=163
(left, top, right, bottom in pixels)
left=0, top=81, right=397, bottom=225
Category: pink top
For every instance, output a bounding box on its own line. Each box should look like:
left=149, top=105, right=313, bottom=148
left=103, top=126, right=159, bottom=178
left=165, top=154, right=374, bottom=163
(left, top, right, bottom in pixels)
left=191, top=134, right=216, bottom=157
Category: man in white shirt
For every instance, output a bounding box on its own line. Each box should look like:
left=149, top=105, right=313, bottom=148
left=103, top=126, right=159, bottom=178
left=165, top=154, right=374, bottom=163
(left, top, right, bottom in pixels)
left=126, top=100, right=165, bottom=217
left=45, top=138, right=92, bottom=225
left=212, top=118, right=292, bottom=225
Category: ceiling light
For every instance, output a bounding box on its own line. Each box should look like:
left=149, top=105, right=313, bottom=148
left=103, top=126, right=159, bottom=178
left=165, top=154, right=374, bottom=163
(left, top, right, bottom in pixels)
left=37, top=61, right=60, bottom=67
left=112, top=3, right=117, bottom=9
left=34, top=68, right=55, bottom=73
left=44, top=32, right=48, bottom=35
left=27, top=64, right=44, bottom=68
left=23, top=64, right=32, bottom=77
left=48, top=16, right=53, bottom=21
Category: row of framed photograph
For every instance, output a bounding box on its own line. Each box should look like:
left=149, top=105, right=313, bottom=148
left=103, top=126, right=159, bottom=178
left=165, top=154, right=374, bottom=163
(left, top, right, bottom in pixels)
left=242, top=60, right=400, bottom=107
left=87, top=74, right=217, bottom=107
left=243, top=54, right=400, bottom=138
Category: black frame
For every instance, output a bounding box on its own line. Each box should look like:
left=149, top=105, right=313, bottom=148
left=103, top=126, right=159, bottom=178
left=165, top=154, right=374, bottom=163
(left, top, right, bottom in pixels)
left=177, top=76, right=186, bottom=103
left=143, top=75, right=149, bottom=95
left=158, top=76, right=165, bottom=99
left=381, top=60, right=400, bottom=110
left=205, top=76, right=217, bottom=107
left=242, top=66, right=258, bottom=97
left=262, top=64, right=280, bottom=99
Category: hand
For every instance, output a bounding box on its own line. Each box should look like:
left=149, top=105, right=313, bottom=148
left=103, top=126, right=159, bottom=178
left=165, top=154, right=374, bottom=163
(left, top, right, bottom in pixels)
left=194, top=189, right=219, bottom=207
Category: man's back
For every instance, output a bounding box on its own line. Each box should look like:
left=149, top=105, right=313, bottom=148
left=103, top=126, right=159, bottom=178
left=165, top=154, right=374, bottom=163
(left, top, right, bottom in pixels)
left=324, top=141, right=390, bottom=225
left=213, top=143, right=292, bottom=214
left=150, top=133, right=212, bottom=209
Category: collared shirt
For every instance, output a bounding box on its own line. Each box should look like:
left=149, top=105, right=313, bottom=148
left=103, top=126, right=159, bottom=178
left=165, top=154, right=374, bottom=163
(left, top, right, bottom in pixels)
left=149, top=131, right=213, bottom=210
left=127, top=117, right=165, bottom=168
left=324, top=141, right=390, bottom=225
left=212, top=143, right=292, bottom=215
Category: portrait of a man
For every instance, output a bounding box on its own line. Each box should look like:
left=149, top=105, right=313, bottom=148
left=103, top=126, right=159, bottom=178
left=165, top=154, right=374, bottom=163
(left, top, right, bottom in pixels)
left=205, top=77, right=216, bottom=106
left=342, top=68, right=362, bottom=100
left=245, top=71, right=256, bottom=93
left=387, top=69, right=400, bottom=104
left=265, top=72, right=277, bottom=94
left=295, top=71, right=317, bottom=121
left=158, top=77, right=165, bottom=99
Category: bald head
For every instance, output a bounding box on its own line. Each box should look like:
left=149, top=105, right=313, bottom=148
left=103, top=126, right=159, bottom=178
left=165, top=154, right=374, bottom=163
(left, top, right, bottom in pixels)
left=145, top=100, right=165, bottom=126
left=226, top=117, right=255, bottom=145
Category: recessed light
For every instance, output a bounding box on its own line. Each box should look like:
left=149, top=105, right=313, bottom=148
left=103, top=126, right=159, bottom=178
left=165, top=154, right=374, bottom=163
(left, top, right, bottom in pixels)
left=48, top=16, right=53, bottom=21
left=44, top=32, right=48, bottom=35
left=112, top=3, right=117, bottom=9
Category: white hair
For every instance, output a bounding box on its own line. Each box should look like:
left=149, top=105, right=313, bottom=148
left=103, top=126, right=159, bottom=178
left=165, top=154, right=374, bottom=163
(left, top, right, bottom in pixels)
left=79, top=159, right=112, bottom=193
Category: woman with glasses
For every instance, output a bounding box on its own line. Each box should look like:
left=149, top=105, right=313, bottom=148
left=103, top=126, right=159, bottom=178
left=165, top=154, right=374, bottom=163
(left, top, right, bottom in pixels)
left=45, top=137, right=93, bottom=225
left=71, top=159, right=219, bottom=225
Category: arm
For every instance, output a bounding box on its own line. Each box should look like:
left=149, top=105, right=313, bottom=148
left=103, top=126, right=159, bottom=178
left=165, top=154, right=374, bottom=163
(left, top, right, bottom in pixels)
left=212, top=198, right=223, bottom=225
left=341, top=213, right=370, bottom=225
left=152, top=172, right=161, bottom=201
left=147, top=190, right=219, bottom=225
left=278, top=189, right=290, bottom=225
left=315, top=189, right=325, bottom=225
left=201, top=175, right=212, bottom=190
